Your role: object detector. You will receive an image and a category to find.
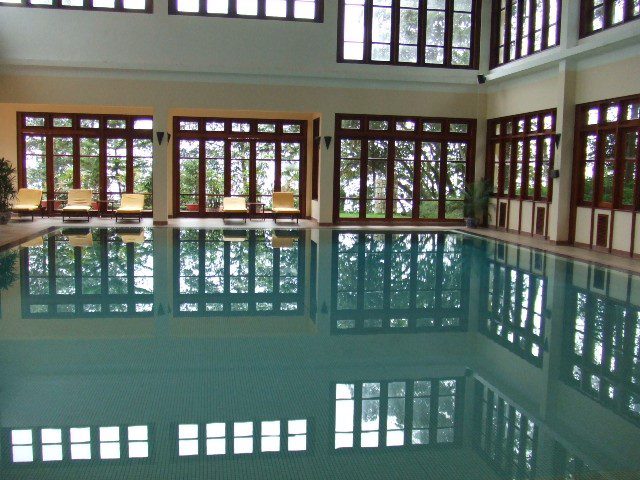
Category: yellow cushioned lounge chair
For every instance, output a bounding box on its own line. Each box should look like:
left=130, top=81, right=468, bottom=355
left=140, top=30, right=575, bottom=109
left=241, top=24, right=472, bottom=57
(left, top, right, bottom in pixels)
left=272, top=192, right=300, bottom=223
left=12, top=188, right=43, bottom=221
left=115, top=194, right=145, bottom=223
left=222, top=197, right=247, bottom=223
left=62, top=189, right=93, bottom=222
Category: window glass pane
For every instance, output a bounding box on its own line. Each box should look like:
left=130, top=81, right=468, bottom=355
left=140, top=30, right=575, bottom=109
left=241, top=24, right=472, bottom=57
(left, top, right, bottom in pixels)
left=53, top=137, right=74, bottom=196
left=179, top=139, right=200, bottom=211
left=25, top=136, right=47, bottom=195
left=133, top=138, right=153, bottom=209
left=265, top=0, right=286, bottom=17
left=207, top=0, right=229, bottom=13
left=177, top=0, right=199, bottom=12
left=366, top=139, right=388, bottom=218
left=80, top=137, right=100, bottom=193
left=230, top=141, right=251, bottom=197
left=237, top=0, right=258, bottom=15
left=393, top=140, right=415, bottom=218
left=339, top=139, right=362, bottom=218
left=294, top=0, right=316, bottom=19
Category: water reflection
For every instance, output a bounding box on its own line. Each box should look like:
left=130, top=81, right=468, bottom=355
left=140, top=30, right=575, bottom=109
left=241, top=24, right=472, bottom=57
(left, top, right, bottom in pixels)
left=1, top=228, right=640, bottom=478
left=331, top=232, right=469, bottom=333
left=20, top=228, right=154, bottom=317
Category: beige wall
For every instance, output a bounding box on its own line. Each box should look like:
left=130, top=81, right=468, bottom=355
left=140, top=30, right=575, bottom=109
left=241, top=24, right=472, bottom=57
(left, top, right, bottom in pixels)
left=0, top=73, right=479, bottom=222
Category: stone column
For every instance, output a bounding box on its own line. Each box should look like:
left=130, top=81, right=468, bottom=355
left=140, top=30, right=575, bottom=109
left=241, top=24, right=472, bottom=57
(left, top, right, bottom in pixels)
left=547, top=60, right=576, bottom=243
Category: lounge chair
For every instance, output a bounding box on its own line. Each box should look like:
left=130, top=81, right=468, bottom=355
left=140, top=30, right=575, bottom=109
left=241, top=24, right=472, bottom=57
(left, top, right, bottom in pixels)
left=222, top=197, right=247, bottom=223
left=11, top=188, right=43, bottom=221
left=115, top=194, right=144, bottom=223
left=61, top=189, right=93, bottom=222
left=272, top=192, right=300, bottom=223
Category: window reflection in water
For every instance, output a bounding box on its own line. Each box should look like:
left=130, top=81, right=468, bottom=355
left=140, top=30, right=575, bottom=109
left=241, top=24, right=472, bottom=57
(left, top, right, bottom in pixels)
left=474, top=380, right=537, bottom=479
left=483, top=244, right=546, bottom=366
left=564, top=265, right=640, bottom=424
left=174, top=229, right=305, bottom=316
left=334, top=378, right=463, bottom=449
left=8, top=426, right=149, bottom=463
left=331, top=232, right=469, bottom=333
left=21, top=229, right=154, bottom=317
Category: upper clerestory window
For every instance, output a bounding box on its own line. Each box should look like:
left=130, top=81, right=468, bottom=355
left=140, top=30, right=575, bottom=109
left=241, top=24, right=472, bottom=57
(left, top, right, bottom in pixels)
left=490, top=0, right=561, bottom=69
left=338, top=0, right=480, bottom=69
left=580, top=0, right=640, bottom=37
left=169, top=0, right=323, bottom=21
left=0, top=0, right=151, bottom=12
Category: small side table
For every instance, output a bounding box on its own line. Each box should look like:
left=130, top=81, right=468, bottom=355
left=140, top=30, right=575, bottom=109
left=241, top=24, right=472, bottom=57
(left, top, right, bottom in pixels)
left=246, top=202, right=266, bottom=221
left=95, top=200, right=116, bottom=218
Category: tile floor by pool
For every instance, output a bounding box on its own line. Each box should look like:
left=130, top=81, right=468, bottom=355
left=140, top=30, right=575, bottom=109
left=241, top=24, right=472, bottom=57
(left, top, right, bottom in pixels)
left=0, top=227, right=638, bottom=479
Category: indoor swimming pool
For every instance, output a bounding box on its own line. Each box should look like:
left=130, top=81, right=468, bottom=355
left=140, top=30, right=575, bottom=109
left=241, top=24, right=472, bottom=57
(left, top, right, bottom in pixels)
left=0, top=227, right=638, bottom=479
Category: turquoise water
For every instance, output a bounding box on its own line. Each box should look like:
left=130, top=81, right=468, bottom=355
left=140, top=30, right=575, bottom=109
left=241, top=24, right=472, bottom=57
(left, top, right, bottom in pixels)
left=0, top=227, right=638, bottom=479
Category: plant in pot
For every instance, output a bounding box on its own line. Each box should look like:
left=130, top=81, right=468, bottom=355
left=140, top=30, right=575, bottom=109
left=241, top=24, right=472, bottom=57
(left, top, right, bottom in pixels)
left=0, top=158, right=17, bottom=225
left=463, top=179, right=492, bottom=228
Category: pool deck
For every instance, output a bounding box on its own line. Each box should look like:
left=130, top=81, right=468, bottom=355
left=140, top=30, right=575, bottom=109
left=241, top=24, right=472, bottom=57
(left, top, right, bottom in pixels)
left=2, top=217, right=640, bottom=274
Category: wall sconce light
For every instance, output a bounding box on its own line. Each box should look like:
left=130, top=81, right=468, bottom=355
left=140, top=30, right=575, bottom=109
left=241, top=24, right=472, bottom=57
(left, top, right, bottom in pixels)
left=155, top=131, right=172, bottom=145
left=554, top=133, right=561, bottom=148
left=552, top=169, right=560, bottom=179
left=323, top=136, right=333, bottom=150
left=477, top=74, right=486, bottom=84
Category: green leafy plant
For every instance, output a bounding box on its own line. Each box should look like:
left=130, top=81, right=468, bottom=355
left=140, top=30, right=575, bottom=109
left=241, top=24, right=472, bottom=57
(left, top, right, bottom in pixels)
left=463, top=179, right=492, bottom=227
left=0, top=157, right=17, bottom=213
left=0, top=250, right=18, bottom=290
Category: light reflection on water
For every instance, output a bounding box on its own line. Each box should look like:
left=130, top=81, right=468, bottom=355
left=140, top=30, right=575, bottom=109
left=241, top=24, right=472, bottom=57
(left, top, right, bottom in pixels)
left=0, top=227, right=637, bottom=479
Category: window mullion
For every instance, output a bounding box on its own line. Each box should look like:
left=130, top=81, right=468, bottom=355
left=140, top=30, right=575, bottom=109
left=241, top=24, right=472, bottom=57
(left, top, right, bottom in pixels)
left=365, top=0, right=374, bottom=62
left=417, top=0, right=427, bottom=64
left=391, top=0, right=400, bottom=64
left=515, top=0, right=524, bottom=60
left=229, top=0, right=237, bottom=15
left=444, top=0, right=454, bottom=67
left=257, top=0, right=266, bottom=17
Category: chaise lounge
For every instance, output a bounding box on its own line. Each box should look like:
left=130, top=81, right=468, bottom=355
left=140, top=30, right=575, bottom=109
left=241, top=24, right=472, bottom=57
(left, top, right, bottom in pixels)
left=272, top=192, right=300, bottom=223
left=61, top=189, right=93, bottom=222
left=115, top=193, right=145, bottom=223
left=222, top=197, right=248, bottom=223
left=11, top=188, right=43, bottom=221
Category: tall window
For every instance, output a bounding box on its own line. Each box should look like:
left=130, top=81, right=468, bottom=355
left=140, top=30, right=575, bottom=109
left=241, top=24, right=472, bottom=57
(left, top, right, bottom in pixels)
left=580, top=0, right=640, bottom=37
left=575, top=95, right=640, bottom=210
left=334, top=378, right=464, bottom=449
left=339, top=0, right=480, bottom=68
left=20, top=230, right=154, bottom=318
left=473, top=380, right=538, bottom=479
left=563, top=265, right=640, bottom=425
left=18, top=113, right=153, bottom=214
left=173, top=229, right=305, bottom=316
left=174, top=117, right=306, bottom=216
left=0, top=0, right=151, bottom=11
left=332, top=231, right=469, bottom=333
left=491, top=0, right=560, bottom=68
left=487, top=110, right=555, bottom=201
left=169, top=0, right=322, bottom=21
left=334, top=114, right=475, bottom=222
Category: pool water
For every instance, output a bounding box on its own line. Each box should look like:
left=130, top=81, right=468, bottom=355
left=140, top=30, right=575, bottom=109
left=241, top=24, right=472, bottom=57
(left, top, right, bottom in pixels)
left=0, top=227, right=638, bottom=479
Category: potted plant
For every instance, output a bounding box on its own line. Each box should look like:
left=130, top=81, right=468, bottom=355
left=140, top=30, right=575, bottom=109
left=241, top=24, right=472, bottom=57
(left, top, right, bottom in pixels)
left=463, top=179, right=492, bottom=228
left=0, top=250, right=18, bottom=290
left=0, top=158, right=17, bottom=225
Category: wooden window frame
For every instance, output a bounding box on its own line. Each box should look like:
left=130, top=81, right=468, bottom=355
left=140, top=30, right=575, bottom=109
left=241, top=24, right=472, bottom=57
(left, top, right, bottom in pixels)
left=579, top=0, right=640, bottom=38
left=17, top=112, right=154, bottom=216
left=173, top=116, right=307, bottom=217
left=485, top=109, right=556, bottom=203
left=490, top=0, right=561, bottom=69
left=333, top=113, right=476, bottom=223
left=0, top=0, right=152, bottom=13
left=168, top=0, right=324, bottom=22
left=337, top=0, right=481, bottom=69
left=572, top=94, right=640, bottom=211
